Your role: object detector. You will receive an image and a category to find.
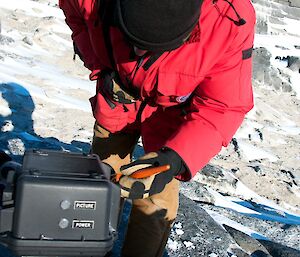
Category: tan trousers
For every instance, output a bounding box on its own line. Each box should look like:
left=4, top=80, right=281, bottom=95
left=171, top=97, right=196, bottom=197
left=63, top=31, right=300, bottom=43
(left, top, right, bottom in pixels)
left=92, top=123, right=180, bottom=257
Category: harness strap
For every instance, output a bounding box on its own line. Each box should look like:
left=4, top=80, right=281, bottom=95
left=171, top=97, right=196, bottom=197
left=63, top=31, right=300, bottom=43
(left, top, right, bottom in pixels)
left=98, top=0, right=161, bottom=122
left=143, top=52, right=164, bottom=71
left=99, top=0, right=142, bottom=101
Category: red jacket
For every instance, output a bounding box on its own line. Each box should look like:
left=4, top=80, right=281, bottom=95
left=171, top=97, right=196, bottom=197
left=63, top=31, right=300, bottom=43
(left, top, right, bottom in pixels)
left=59, top=0, right=256, bottom=179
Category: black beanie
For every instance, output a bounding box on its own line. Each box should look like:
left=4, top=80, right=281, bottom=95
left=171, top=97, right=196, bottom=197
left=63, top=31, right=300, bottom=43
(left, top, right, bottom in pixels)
left=116, top=0, right=203, bottom=52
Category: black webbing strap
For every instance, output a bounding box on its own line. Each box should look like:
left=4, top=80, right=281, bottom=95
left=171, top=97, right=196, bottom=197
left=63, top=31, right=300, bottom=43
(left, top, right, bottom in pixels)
left=136, top=98, right=149, bottom=123
left=142, top=52, right=164, bottom=71
left=98, top=0, right=106, bottom=22
left=242, top=47, right=253, bottom=60
left=100, top=1, right=141, bottom=100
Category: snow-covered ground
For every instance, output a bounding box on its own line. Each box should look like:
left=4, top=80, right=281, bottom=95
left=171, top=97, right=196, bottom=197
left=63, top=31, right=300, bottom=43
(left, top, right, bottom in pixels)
left=0, top=0, right=300, bottom=256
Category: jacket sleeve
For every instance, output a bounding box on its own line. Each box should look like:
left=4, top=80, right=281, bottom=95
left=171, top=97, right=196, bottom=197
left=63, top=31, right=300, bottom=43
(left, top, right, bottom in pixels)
left=59, top=0, right=104, bottom=80
left=164, top=5, right=256, bottom=180
left=165, top=92, right=252, bottom=181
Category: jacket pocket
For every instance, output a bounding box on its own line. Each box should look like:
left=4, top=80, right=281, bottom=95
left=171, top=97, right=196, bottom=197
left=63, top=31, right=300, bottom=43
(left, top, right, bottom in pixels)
left=155, top=72, right=199, bottom=106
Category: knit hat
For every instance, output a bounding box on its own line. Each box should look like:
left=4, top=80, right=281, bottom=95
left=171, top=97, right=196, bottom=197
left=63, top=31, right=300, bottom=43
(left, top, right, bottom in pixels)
left=116, top=0, right=203, bottom=52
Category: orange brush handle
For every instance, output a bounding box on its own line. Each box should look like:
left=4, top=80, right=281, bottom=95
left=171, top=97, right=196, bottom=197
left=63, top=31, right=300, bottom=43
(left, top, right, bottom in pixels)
left=130, top=164, right=170, bottom=179
left=114, top=173, right=122, bottom=182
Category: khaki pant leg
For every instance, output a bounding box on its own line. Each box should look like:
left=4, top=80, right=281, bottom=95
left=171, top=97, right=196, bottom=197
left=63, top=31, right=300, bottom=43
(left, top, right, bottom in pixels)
left=122, top=179, right=180, bottom=257
left=91, top=122, right=139, bottom=172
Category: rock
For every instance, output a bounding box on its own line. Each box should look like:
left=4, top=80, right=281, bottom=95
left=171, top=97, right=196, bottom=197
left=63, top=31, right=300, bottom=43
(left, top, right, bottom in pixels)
left=202, top=203, right=300, bottom=250
left=0, top=35, right=14, bottom=45
left=224, top=225, right=272, bottom=256
left=166, top=194, right=236, bottom=256
left=202, top=164, right=225, bottom=178
left=253, top=47, right=293, bottom=92
left=256, top=19, right=268, bottom=34
left=22, top=36, right=33, bottom=46
left=259, top=240, right=300, bottom=257
left=193, top=164, right=238, bottom=195
left=252, top=47, right=272, bottom=85
left=230, top=248, right=251, bottom=257
left=289, top=0, right=300, bottom=8
left=286, top=56, right=300, bottom=72
left=180, top=180, right=215, bottom=204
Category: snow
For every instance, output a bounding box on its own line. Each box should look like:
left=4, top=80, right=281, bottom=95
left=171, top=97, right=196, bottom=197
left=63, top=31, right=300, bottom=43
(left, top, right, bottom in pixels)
left=183, top=241, right=195, bottom=249
left=254, top=34, right=300, bottom=57
left=167, top=239, right=180, bottom=252
left=175, top=228, right=184, bottom=235
left=254, top=16, right=300, bottom=99
left=290, top=73, right=300, bottom=97
left=1, top=120, right=13, bottom=132
left=237, top=141, right=279, bottom=162
left=7, top=138, right=25, bottom=155
left=0, top=74, right=91, bottom=112
left=0, top=0, right=65, bottom=19
left=0, top=105, right=12, bottom=117
left=174, top=222, right=183, bottom=229
left=205, top=187, right=260, bottom=215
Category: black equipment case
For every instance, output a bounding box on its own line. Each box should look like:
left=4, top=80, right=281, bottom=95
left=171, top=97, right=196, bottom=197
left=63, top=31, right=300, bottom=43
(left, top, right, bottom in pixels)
left=0, top=150, right=121, bottom=257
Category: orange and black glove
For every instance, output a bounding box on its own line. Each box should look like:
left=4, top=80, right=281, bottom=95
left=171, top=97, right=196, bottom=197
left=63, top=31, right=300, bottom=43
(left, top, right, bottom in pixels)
left=117, top=147, right=187, bottom=199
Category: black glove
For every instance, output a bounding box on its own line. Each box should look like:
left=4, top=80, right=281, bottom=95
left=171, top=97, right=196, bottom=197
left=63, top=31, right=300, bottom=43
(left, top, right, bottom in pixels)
left=118, top=147, right=187, bottom=199
left=0, top=151, right=22, bottom=185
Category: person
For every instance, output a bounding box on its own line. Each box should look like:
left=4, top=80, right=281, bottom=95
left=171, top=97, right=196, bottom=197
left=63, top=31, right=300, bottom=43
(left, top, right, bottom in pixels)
left=59, top=0, right=256, bottom=256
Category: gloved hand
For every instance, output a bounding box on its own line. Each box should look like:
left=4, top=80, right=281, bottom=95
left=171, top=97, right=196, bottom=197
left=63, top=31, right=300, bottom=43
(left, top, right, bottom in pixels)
left=117, top=147, right=187, bottom=199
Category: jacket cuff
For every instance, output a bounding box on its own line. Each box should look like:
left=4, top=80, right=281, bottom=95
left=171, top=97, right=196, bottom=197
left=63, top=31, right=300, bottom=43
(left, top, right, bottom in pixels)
left=175, top=170, right=192, bottom=182
left=161, top=146, right=192, bottom=182
left=89, top=69, right=102, bottom=81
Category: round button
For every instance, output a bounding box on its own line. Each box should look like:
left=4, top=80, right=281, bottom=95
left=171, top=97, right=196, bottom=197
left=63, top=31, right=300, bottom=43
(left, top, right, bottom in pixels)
left=59, top=218, right=69, bottom=229
left=60, top=200, right=71, bottom=210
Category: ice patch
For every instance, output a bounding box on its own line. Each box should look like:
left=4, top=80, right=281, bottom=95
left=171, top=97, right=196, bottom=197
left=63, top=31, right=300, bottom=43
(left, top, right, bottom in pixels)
left=205, top=209, right=268, bottom=241
left=206, top=187, right=260, bottom=215
left=19, top=132, right=41, bottom=142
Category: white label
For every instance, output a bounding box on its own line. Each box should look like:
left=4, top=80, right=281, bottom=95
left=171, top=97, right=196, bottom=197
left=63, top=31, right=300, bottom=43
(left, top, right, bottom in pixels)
left=74, top=201, right=96, bottom=210
left=72, top=220, right=95, bottom=229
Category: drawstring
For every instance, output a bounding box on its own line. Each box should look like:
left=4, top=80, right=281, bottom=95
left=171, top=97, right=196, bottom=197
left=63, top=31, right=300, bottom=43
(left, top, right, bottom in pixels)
left=213, top=0, right=246, bottom=26
left=136, top=98, right=149, bottom=123
left=224, top=0, right=246, bottom=26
